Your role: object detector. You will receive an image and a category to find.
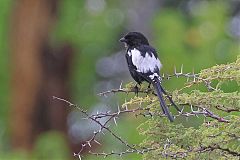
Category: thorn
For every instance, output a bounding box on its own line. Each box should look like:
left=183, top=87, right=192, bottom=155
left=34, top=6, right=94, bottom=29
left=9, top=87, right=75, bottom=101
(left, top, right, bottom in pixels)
left=197, top=107, right=201, bottom=112
left=183, top=72, right=189, bottom=78
left=180, top=64, right=183, bottom=74
left=73, top=153, right=82, bottom=160
left=180, top=106, right=185, bottom=113
left=117, top=105, right=121, bottom=114
left=166, top=74, right=170, bottom=80
left=190, top=105, right=194, bottom=112
left=125, top=105, right=128, bottom=111
left=193, top=75, right=196, bottom=83
left=87, top=141, right=91, bottom=147
left=119, top=81, right=123, bottom=89
left=94, top=139, right=101, bottom=145
left=113, top=117, right=117, bottom=126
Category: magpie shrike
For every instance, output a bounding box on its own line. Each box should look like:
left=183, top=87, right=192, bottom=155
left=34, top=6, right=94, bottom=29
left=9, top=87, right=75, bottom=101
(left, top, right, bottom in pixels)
left=120, top=32, right=179, bottom=122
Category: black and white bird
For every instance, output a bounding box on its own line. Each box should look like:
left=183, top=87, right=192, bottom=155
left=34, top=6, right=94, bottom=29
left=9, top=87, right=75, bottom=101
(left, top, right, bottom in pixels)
left=120, top=32, right=179, bottom=122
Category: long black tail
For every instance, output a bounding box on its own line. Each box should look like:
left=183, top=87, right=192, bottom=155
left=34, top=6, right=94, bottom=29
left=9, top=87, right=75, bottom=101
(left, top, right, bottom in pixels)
left=159, top=85, right=181, bottom=112
left=152, top=77, right=174, bottom=122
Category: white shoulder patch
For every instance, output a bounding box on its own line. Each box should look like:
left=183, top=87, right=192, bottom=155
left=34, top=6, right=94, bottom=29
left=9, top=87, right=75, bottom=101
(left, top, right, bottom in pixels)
left=149, top=73, right=161, bottom=80
left=130, top=48, right=162, bottom=73
left=127, top=50, right=132, bottom=56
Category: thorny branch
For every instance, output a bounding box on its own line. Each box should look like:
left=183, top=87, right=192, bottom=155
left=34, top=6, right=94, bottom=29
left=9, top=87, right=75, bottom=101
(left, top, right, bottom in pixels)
left=97, top=81, right=155, bottom=96
left=53, top=94, right=229, bottom=159
left=162, top=65, right=216, bottom=91
left=98, top=65, right=216, bottom=97
left=160, top=144, right=240, bottom=158
left=53, top=66, right=239, bottom=159
left=53, top=96, right=155, bottom=160
left=97, top=75, right=230, bottom=123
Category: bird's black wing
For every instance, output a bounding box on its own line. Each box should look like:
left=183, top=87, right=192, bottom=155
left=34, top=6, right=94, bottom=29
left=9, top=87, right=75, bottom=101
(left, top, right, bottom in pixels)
left=136, top=45, right=158, bottom=59
left=125, top=45, right=175, bottom=122
left=129, top=45, right=174, bottom=122
left=133, top=45, right=162, bottom=82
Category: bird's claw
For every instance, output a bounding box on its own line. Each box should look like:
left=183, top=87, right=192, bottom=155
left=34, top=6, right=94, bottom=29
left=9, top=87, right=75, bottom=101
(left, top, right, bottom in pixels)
left=133, top=84, right=139, bottom=96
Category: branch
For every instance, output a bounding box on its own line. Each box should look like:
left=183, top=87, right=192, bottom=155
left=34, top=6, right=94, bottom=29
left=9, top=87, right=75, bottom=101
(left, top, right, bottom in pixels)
left=53, top=96, right=152, bottom=159
left=215, top=105, right=240, bottom=113
left=161, top=144, right=240, bottom=158
left=97, top=82, right=154, bottom=97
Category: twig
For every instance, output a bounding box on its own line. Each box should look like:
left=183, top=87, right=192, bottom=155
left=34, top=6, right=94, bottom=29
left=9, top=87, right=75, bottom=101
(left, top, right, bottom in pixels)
left=53, top=96, right=150, bottom=159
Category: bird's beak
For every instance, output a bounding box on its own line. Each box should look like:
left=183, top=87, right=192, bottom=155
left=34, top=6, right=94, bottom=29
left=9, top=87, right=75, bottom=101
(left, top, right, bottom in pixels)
left=119, top=37, right=126, bottom=43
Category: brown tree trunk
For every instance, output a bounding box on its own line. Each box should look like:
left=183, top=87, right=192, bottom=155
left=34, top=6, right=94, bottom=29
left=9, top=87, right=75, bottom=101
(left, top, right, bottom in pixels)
left=10, top=0, right=72, bottom=151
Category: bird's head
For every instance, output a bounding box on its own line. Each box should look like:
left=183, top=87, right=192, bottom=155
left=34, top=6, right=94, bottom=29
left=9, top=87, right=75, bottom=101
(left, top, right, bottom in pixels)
left=119, top=32, right=149, bottom=48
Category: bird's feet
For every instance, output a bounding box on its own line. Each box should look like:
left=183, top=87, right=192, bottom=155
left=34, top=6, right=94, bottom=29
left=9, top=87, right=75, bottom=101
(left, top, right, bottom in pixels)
left=133, top=84, right=139, bottom=96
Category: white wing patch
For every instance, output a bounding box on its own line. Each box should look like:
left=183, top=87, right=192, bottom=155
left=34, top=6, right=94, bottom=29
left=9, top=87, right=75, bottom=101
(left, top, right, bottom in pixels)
left=149, top=73, right=161, bottom=80
left=130, top=48, right=162, bottom=73
left=127, top=51, right=132, bottom=56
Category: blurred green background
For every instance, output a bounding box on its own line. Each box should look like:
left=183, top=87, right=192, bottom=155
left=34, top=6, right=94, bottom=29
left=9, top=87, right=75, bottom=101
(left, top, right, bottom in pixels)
left=0, top=0, right=239, bottom=159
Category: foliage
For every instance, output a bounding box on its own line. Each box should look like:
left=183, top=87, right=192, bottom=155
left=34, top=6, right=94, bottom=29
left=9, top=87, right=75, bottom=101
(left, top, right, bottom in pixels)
left=139, top=116, right=239, bottom=159
left=136, top=57, right=240, bottom=159
left=54, top=56, right=240, bottom=160
left=172, top=56, right=240, bottom=112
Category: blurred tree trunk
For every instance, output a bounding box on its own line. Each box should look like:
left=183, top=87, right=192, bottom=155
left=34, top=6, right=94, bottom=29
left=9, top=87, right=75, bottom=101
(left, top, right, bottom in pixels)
left=10, top=0, right=72, bottom=151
